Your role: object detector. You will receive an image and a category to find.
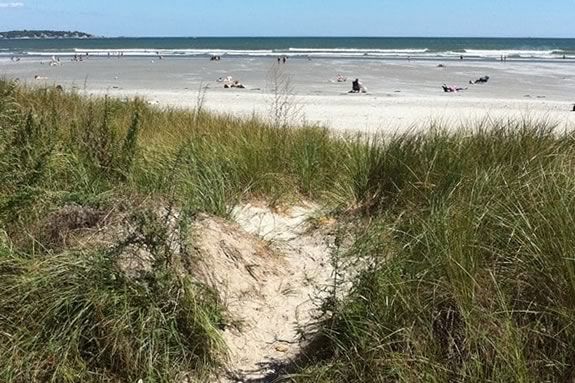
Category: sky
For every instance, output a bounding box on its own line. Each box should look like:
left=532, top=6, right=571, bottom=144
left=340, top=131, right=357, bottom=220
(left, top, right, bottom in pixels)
left=0, top=0, right=574, bottom=38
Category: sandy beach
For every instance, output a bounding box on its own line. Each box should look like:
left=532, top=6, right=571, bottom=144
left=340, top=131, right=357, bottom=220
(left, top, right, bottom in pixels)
left=2, top=56, right=574, bottom=132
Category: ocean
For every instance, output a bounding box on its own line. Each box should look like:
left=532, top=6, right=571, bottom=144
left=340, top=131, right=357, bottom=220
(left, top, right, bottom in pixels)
left=1, top=37, right=575, bottom=61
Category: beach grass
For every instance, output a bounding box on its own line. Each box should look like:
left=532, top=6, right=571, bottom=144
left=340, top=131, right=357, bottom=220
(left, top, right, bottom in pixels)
left=2, top=78, right=575, bottom=382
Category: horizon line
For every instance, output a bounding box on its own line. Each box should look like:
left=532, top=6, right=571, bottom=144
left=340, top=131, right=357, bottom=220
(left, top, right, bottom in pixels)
left=2, top=30, right=575, bottom=40
left=100, top=35, right=575, bottom=39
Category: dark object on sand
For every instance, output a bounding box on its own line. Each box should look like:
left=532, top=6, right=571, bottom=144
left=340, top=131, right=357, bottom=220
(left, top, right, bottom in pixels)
left=55, top=84, right=64, bottom=92
left=470, top=76, right=490, bottom=84
left=225, top=80, right=246, bottom=89
left=349, top=79, right=367, bottom=93
left=572, top=104, right=575, bottom=112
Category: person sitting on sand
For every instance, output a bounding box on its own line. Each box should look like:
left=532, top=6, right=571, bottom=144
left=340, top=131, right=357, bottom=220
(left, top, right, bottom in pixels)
left=442, top=84, right=467, bottom=93
left=470, top=75, right=490, bottom=84
left=349, top=79, right=367, bottom=93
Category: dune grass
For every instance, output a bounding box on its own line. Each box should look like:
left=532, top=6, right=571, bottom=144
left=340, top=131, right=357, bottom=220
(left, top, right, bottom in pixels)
left=290, top=124, right=575, bottom=382
left=2, top=78, right=575, bottom=382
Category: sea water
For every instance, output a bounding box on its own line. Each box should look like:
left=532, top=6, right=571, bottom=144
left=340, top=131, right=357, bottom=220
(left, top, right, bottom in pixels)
left=1, top=37, right=574, bottom=61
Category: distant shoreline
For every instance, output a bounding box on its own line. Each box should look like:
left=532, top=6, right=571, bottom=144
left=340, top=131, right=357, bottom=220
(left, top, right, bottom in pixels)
left=0, top=30, right=94, bottom=40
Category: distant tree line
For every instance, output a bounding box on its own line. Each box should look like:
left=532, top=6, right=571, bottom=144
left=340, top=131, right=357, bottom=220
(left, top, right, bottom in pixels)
left=0, top=30, right=94, bottom=39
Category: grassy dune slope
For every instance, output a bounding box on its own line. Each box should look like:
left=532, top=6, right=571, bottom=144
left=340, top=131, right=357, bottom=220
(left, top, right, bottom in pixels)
left=1, top=79, right=575, bottom=382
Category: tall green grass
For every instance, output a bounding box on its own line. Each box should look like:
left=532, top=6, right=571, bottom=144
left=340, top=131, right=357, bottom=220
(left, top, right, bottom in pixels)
left=291, top=124, right=575, bottom=382
left=0, top=246, right=224, bottom=382
left=2, top=78, right=575, bottom=382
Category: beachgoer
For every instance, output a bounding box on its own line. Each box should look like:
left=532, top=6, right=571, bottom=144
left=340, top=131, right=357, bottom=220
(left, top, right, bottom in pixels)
left=572, top=104, right=575, bottom=112
left=283, top=56, right=287, bottom=64
left=442, top=84, right=467, bottom=93
left=224, top=79, right=245, bottom=89
left=277, top=57, right=281, bottom=64
left=470, top=75, right=490, bottom=84
left=349, top=79, right=367, bottom=93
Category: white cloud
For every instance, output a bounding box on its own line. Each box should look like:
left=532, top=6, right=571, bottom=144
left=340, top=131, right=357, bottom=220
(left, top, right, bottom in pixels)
left=0, top=2, right=24, bottom=8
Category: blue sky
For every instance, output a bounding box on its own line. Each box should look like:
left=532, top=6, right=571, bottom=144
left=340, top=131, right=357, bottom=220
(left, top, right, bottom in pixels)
left=1, top=0, right=574, bottom=37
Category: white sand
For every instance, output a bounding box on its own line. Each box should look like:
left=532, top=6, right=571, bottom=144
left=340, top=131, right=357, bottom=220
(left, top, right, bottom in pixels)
left=192, top=204, right=339, bottom=381
left=2, top=56, right=574, bottom=131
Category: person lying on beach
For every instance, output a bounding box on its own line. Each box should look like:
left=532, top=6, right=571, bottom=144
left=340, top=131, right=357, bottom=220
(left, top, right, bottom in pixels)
left=470, top=75, right=490, bottom=84
left=442, top=84, right=467, bottom=93
left=224, top=80, right=246, bottom=89
left=34, top=75, right=48, bottom=80
left=349, top=79, right=367, bottom=93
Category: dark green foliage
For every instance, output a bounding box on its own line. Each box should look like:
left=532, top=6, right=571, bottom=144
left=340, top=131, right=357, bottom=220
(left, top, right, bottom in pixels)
left=0, top=245, right=223, bottom=382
